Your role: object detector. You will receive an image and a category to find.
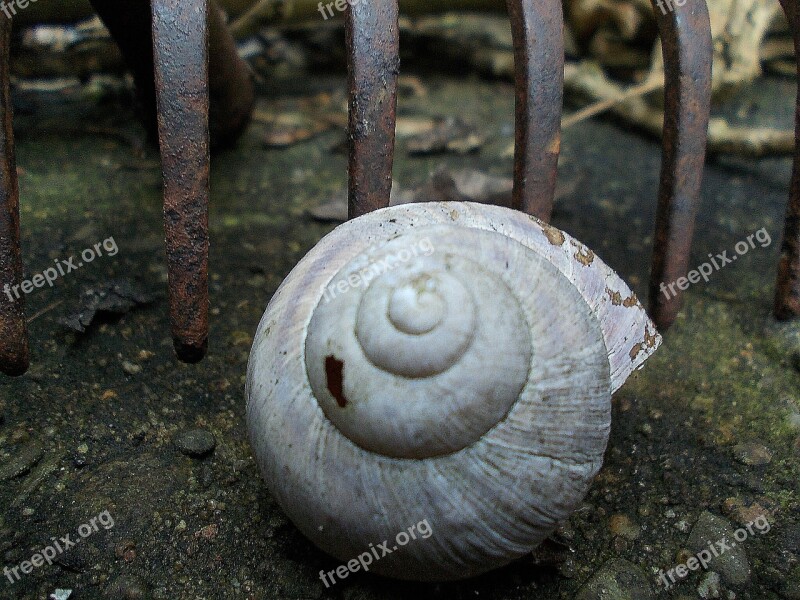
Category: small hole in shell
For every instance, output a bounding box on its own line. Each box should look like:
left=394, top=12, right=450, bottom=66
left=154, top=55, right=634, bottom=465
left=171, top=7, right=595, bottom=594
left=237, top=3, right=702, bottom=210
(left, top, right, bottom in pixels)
left=325, top=356, right=348, bottom=408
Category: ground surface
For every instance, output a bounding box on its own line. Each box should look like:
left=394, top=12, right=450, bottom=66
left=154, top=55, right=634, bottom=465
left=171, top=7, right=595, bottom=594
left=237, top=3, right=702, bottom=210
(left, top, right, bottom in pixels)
left=0, top=67, right=798, bottom=600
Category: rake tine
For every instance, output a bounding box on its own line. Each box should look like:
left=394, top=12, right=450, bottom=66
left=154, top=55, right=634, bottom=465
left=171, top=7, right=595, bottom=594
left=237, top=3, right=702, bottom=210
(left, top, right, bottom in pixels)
left=647, top=0, right=712, bottom=330
left=90, top=0, right=253, bottom=149
left=775, top=0, right=800, bottom=320
left=0, top=16, right=29, bottom=376
left=506, top=0, right=564, bottom=222
left=346, top=0, right=400, bottom=220
left=151, top=0, right=211, bottom=362
left=88, top=0, right=158, bottom=142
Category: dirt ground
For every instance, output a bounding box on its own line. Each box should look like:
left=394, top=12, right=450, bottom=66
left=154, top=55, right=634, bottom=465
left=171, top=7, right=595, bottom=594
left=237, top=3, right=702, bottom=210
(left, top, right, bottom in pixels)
left=0, top=65, right=798, bottom=599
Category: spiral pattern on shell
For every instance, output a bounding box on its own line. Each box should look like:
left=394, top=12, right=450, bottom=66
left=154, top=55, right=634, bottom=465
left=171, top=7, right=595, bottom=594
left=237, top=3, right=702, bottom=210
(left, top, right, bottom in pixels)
left=246, top=202, right=660, bottom=580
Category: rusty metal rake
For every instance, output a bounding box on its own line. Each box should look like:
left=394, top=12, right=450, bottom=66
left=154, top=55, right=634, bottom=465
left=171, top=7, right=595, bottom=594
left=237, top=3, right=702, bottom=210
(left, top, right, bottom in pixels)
left=345, top=0, right=716, bottom=326
left=0, top=0, right=797, bottom=377
left=0, top=0, right=252, bottom=375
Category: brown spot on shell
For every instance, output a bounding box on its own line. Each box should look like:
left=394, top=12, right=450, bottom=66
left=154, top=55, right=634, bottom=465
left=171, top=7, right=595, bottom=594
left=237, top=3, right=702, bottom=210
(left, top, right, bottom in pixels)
left=325, top=355, right=348, bottom=408
left=542, top=224, right=566, bottom=246
left=570, top=240, right=594, bottom=266
left=606, top=288, right=639, bottom=308
left=629, top=326, right=659, bottom=361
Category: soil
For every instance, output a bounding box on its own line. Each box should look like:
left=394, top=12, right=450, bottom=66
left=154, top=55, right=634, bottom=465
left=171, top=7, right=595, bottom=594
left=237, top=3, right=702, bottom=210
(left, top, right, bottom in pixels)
left=0, top=68, right=797, bottom=599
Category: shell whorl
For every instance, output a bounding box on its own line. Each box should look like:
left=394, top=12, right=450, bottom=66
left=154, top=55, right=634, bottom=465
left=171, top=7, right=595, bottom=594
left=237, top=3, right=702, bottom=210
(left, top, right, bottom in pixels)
left=246, top=202, right=661, bottom=580
left=305, top=232, right=533, bottom=459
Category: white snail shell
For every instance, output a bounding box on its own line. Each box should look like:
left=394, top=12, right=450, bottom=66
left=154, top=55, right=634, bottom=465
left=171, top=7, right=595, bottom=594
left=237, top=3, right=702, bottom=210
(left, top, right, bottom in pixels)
left=246, top=201, right=660, bottom=581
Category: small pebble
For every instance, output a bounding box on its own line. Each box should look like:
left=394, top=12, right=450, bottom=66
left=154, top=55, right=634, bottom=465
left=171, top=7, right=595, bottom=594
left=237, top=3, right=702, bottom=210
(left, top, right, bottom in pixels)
left=575, top=558, right=653, bottom=599
left=721, top=497, right=770, bottom=526
left=675, top=520, right=691, bottom=533
left=195, top=523, right=218, bottom=540
left=121, top=361, right=142, bottom=375
left=115, top=539, right=137, bottom=562
left=0, top=441, right=43, bottom=481
left=687, top=511, right=750, bottom=586
left=173, top=429, right=216, bottom=458
left=609, top=514, right=640, bottom=540
left=697, top=571, right=721, bottom=599
left=732, top=441, right=772, bottom=466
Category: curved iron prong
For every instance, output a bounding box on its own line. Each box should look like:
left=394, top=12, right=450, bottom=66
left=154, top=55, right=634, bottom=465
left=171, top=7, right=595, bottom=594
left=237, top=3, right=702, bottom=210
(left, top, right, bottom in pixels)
left=0, top=16, right=29, bottom=376
left=507, top=0, right=564, bottom=222
left=151, top=0, right=210, bottom=362
left=775, top=0, right=800, bottom=320
left=346, top=0, right=400, bottom=220
left=648, top=0, right=712, bottom=330
left=90, top=0, right=253, bottom=150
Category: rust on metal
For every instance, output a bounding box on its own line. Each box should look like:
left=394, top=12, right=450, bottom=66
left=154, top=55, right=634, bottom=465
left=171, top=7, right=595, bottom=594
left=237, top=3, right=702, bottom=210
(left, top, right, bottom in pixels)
left=775, top=0, right=800, bottom=320
left=0, top=17, right=29, bottom=376
left=151, top=0, right=210, bottom=362
left=90, top=0, right=253, bottom=149
left=346, top=0, right=400, bottom=219
left=506, top=0, right=564, bottom=222
left=647, top=0, right=712, bottom=330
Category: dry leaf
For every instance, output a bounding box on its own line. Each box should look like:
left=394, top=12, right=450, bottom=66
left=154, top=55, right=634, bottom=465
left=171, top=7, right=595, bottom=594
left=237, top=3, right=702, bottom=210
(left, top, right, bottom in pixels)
left=256, top=111, right=333, bottom=148
left=59, top=280, right=155, bottom=334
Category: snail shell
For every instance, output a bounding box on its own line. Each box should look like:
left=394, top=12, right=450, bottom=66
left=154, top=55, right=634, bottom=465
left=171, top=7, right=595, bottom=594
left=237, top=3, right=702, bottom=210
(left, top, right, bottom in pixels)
left=246, top=201, right=660, bottom=581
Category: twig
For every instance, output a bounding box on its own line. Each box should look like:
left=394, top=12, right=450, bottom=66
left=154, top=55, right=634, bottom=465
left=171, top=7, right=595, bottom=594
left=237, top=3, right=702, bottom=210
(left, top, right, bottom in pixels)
left=707, top=119, right=795, bottom=157
left=27, top=300, right=64, bottom=324
left=563, top=60, right=796, bottom=157
left=562, top=76, right=663, bottom=128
